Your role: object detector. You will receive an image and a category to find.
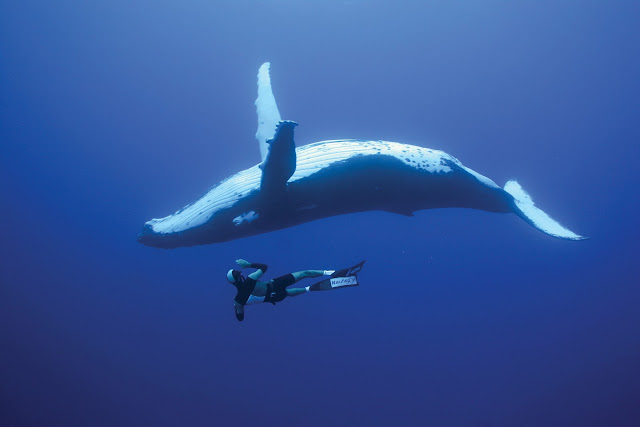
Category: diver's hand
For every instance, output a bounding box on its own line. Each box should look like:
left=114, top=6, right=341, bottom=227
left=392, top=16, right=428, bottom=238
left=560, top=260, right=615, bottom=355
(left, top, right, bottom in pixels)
left=236, top=259, right=251, bottom=268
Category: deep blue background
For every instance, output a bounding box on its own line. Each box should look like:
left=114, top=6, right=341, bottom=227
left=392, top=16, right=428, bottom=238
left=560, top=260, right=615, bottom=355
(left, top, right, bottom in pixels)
left=2, top=1, right=639, bottom=425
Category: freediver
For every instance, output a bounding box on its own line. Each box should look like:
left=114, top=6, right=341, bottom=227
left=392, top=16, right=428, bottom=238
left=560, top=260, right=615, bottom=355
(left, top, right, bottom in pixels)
left=226, top=259, right=333, bottom=321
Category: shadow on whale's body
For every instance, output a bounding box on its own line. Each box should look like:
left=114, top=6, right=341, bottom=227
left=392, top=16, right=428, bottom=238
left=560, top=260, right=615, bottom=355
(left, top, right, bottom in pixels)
left=138, top=63, right=586, bottom=249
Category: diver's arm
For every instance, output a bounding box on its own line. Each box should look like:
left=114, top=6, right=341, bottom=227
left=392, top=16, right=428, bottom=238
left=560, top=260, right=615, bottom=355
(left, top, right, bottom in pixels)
left=248, top=262, right=268, bottom=280
left=234, top=301, right=245, bottom=322
left=236, top=259, right=251, bottom=268
left=236, top=259, right=268, bottom=280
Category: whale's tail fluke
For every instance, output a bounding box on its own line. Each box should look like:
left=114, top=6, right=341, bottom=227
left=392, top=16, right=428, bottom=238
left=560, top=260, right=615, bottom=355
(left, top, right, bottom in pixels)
left=504, top=180, right=587, bottom=240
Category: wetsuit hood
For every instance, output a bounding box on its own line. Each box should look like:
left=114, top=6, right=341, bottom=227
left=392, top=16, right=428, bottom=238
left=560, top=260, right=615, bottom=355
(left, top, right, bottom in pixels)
left=227, top=269, right=243, bottom=284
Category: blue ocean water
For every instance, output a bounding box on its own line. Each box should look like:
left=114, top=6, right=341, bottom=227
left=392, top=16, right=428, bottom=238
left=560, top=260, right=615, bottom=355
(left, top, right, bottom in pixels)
left=1, top=1, right=639, bottom=425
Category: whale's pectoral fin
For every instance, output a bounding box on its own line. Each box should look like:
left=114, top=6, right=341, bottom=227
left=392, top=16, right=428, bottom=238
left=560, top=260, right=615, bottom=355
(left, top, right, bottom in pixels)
left=255, top=62, right=282, bottom=162
left=504, top=180, right=588, bottom=240
left=260, top=120, right=298, bottom=194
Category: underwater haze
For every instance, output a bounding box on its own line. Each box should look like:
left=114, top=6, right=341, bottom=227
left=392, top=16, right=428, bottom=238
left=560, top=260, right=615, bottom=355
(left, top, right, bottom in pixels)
left=2, top=1, right=639, bottom=426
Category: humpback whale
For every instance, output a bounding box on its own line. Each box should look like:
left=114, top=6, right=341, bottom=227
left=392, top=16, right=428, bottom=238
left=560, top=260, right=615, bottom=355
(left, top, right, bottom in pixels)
left=138, top=63, right=585, bottom=248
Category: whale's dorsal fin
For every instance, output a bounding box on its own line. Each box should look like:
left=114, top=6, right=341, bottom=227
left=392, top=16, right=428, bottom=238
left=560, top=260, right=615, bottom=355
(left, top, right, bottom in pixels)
left=255, top=62, right=282, bottom=162
left=260, top=120, right=298, bottom=194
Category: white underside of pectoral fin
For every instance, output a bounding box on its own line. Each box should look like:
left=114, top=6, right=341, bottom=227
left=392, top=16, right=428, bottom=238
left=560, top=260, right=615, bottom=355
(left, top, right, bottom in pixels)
left=255, top=62, right=282, bottom=162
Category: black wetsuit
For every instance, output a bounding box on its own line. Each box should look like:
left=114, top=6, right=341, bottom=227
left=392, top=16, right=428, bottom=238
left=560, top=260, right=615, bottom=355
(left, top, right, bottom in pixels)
left=234, top=272, right=296, bottom=305
left=264, top=273, right=296, bottom=304
left=232, top=263, right=297, bottom=321
left=233, top=263, right=268, bottom=306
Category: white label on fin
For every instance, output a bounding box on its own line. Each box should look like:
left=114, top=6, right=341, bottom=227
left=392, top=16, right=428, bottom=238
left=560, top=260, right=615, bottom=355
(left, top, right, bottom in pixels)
left=330, top=276, right=358, bottom=288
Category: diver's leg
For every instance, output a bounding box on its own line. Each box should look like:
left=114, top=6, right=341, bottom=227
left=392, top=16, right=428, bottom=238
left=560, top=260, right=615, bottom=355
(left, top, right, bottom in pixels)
left=286, top=287, right=308, bottom=297
left=271, top=271, right=330, bottom=300
left=290, top=270, right=324, bottom=282
left=287, top=271, right=330, bottom=296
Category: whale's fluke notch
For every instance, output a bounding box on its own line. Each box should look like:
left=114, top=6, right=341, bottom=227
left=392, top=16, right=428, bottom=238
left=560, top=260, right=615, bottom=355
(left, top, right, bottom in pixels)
left=255, top=62, right=282, bottom=163
left=260, top=120, right=298, bottom=194
left=504, top=180, right=587, bottom=240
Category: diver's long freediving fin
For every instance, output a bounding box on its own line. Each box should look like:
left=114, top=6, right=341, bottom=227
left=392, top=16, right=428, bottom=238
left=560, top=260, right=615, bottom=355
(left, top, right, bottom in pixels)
left=308, top=261, right=366, bottom=291
left=255, top=62, right=282, bottom=163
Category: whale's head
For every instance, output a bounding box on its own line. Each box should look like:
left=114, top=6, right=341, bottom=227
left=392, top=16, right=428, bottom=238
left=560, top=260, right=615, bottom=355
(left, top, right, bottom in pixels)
left=138, top=165, right=264, bottom=248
